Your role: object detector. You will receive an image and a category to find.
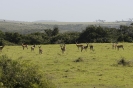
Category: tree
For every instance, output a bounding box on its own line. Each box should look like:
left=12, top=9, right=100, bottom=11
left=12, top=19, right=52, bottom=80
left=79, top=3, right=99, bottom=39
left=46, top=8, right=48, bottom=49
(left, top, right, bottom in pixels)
left=0, top=31, right=4, bottom=45
left=78, top=25, right=97, bottom=42
left=4, top=32, right=14, bottom=43
left=52, top=27, right=59, bottom=36
left=44, top=29, right=52, bottom=37
left=12, top=32, right=22, bottom=44
left=0, top=30, right=4, bottom=38
left=130, top=23, right=133, bottom=25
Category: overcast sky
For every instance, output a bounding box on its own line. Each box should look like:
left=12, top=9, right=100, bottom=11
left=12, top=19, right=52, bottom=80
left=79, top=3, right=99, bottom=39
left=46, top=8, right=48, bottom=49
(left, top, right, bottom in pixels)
left=0, top=0, right=133, bottom=22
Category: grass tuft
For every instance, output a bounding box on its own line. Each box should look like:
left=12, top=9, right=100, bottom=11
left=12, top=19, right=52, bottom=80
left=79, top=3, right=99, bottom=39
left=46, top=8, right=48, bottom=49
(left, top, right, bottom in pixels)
left=118, top=57, right=133, bottom=66
left=74, top=57, right=84, bottom=62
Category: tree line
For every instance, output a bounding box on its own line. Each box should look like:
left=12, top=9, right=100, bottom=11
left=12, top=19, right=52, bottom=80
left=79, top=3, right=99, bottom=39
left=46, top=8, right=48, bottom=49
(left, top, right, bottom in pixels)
left=0, top=24, right=133, bottom=45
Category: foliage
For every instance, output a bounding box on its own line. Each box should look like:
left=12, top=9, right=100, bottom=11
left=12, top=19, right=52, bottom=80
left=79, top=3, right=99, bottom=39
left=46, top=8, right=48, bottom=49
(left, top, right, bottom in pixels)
left=0, top=25, right=133, bottom=45
left=0, top=55, right=56, bottom=88
left=44, top=29, right=53, bottom=37
left=4, top=32, right=22, bottom=44
left=1, top=43, right=133, bottom=88
left=44, top=27, right=59, bottom=37
left=78, top=25, right=109, bottom=43
left=118, top=58, right=127, bottom=66
left=52, top=27, right=59, bottom=36
left=118, top=57, right=133, bottom=66
left=74, top=57, right=84, bottom=62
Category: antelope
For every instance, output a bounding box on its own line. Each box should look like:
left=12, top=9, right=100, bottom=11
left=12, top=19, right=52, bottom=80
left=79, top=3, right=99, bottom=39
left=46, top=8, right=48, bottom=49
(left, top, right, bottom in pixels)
left=81, top=43, right=88, bottom=52
left=22, top=43, right=28, bottom=50
left=38, top=46, right=43, bottom=54
left=31, top=44, right=36, bottom=51
left=0, top=45, right=4, bottom=52
left=112, top=43, right=117, bottom=49
left=75, top=42, right=83, bottom=50
left=60, top=44, right=66, bottom=54
left=116, top=44, right=124, bottom=50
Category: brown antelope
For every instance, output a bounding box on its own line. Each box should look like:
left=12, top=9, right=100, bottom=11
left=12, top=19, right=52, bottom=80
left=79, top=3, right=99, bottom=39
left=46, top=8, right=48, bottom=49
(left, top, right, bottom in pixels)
left=81, top=43, right=88, bottom=52
left=31, top=44, right=36, bottom=51
left=22, top=43, right=28, bottom=50
left=0, top=45, right=4, bottom=52
left=75, top=42, right=83, bottom=50
left=112, top=43, right=117, bottom=49
left=116, top=44, right=124, bottom=50
left=38, top=46, right=43, bottom=54
left=60, top=44, right=66, bottom=54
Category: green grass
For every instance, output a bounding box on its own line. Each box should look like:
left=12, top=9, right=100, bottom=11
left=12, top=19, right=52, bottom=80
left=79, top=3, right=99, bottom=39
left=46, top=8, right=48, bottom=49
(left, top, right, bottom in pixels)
left=1, top=43, right=133, bottom=88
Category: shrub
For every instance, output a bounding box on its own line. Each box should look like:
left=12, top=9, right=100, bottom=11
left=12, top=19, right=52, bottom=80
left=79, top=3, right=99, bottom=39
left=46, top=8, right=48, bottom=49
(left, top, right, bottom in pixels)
left=74, top=57, right=84, bottom=62
left=118, top=57, right=131, bottom=66
left=0, top=55, right=56, bottom=88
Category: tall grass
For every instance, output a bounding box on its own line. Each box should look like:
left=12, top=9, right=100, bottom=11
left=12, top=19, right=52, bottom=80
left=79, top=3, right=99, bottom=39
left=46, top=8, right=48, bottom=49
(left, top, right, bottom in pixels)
left=1, top=43, right=133, bottom=88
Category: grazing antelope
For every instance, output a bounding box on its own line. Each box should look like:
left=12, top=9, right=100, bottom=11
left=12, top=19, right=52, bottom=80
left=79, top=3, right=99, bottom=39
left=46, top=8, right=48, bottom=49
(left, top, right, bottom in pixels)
left=75, top=42, right=83, bottom=50
left=31, top=44, right=36, bottom=51
left=0, top=45, right=4, bottom=52
left=22, top=43, right=28, bottom=50
left=60, top=44, right=66, bottom=54
left=81, top=43, right=88, bottom=52
left=116, top=45, right=124, bottom=50
left=38, top=46, right=43, bottom=54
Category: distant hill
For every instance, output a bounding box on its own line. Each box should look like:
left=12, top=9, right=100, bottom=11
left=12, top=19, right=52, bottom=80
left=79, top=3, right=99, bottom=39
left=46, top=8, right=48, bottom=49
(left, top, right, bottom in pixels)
left=34, top=20, right=58, bottom=22
left=0, top=19, right=132, bottom=34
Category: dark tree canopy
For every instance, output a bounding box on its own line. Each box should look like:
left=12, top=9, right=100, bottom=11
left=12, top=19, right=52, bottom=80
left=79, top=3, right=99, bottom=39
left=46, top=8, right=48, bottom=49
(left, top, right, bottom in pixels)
left=0, top=25, right=133, bottom=45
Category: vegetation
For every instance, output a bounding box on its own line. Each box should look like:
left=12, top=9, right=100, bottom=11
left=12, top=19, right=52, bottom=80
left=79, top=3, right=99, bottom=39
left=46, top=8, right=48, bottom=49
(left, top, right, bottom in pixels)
left=0, top=55, right=56, bottom=88
left=0, top=23, right=133, bottom=45
left=0, top=43, right=133, bottom=88
left=0, top=21, right=129, bottom=34
left=0, top=21, right=133, bottom=87
left=117, top=57, right=133, bottom=66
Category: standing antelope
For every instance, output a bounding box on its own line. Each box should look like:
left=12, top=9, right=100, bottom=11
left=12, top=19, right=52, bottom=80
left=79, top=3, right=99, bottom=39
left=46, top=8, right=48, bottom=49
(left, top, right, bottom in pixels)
left=0, top=45, right=4, bottom=52
left=31, top=44, right=36, bottom=51
left=75, top=42, right=83, bottom=50
left=112, top=43, right=117, bottom=49
left=38, top=46, right=43, bottom=54
left=116, top=44, right=124, bottom=50
left=81, top=43, right=88, bottom=52
left=22, top=43, right=28, bottom=50
left=60, top=44, right=66, bottom=54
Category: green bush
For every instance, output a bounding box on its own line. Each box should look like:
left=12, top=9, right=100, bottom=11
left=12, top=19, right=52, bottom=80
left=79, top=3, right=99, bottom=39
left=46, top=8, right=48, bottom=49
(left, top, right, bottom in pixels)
left=117, top=57, right=133, bottom=67
left=0, top=55, right=56, bottom=88
left=74, top=57, right=84, bottom=62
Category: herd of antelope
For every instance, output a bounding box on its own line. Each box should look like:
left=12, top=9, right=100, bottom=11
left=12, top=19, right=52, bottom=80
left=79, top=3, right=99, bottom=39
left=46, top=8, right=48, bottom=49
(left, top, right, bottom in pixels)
left=112, top=43, right=124, bottom=50
left=0, top=42, right=125, bottom=54
left=21, top=43, right=43, bottom=54
left=75, top=42, right=94, bottom=52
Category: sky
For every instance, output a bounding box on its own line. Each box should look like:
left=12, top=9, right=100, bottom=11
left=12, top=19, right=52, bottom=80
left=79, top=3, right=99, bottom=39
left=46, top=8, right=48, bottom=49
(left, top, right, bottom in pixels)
left=0, top=0, right=133, bottom=22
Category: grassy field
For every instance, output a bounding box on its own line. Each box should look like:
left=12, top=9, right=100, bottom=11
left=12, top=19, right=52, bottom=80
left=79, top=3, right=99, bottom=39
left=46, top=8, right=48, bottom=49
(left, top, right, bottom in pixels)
left=1, top=43, right=133, bottom=88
